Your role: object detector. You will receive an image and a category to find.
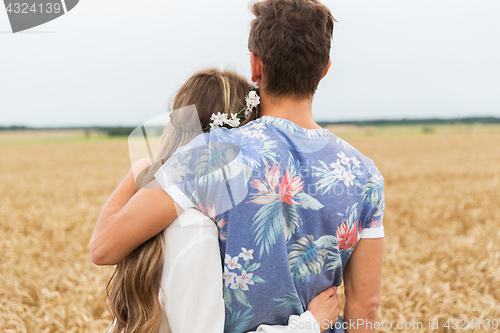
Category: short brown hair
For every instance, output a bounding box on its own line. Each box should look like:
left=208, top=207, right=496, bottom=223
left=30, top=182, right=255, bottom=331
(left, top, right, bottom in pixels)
left=248, top=0, right=335, bottom=99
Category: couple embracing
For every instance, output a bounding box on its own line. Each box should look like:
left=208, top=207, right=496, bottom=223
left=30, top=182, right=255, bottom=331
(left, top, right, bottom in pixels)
left=90, top=1, right=385, bottom=332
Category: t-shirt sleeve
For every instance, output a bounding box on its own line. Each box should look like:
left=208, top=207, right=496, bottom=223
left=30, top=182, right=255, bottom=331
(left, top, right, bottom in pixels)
left=360, top=171, right=385, bottom=239
left=154, top=130, right=252, bottom=217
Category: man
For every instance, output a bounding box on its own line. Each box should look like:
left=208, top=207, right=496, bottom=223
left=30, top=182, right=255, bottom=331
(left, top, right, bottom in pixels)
left=90, top=1, right=384, bottom=332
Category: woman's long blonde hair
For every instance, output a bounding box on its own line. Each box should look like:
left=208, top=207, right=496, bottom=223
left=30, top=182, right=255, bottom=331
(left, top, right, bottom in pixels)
left=105, top=68, right=257, bottom=333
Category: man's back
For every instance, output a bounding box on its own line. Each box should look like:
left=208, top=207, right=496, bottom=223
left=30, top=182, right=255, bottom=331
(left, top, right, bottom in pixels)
left=156, top=115, right=385, bottom=332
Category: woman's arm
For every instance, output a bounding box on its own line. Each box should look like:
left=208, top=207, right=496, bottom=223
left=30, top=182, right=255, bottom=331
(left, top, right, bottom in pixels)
left=343, top=238, right=384, bottom=333
left=89, top=160, right=180, bottom=265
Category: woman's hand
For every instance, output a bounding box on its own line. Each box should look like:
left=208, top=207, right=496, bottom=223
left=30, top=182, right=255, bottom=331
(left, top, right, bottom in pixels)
left=307, top=286, right=340, bottom=333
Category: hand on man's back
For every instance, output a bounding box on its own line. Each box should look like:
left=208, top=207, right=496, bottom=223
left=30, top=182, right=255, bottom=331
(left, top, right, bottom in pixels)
left=307, top=286, right=341, bottom=333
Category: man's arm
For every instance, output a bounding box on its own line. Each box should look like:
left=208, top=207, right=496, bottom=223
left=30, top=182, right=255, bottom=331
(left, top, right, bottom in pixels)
left=343, top=238, right=384, bottom=333
left=89, top=160, right=180, bottom=265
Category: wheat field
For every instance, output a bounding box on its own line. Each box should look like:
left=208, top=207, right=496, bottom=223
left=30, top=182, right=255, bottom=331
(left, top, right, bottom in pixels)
left=1, top=125, right=499, bottom=332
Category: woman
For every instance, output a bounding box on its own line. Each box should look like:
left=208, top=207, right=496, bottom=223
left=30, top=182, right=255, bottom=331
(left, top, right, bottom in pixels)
left=102, top=69, right=340, bottom=333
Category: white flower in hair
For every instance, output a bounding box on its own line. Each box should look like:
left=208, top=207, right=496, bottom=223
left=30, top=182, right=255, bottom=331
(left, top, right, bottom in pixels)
left=245, top=90, right=261, bottom=116
left=246, top=91, right=260, bottom=108
left=211, top=112, right=227, bottom=127
left=225, top=113, right=240, bottom=127
left=206, top=85, right=260, bottom=130
left=247, top=78, right=260, bottom=89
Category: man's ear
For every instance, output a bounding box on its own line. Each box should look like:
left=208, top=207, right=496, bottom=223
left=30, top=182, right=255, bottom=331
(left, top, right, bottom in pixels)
left=250, top=52, right=263, bottom=83
left=321, top=58, right=332, bottom=80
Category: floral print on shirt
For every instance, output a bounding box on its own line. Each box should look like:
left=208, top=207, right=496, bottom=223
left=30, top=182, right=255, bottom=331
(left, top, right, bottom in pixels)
left=155, top=116, right=385, bottom=333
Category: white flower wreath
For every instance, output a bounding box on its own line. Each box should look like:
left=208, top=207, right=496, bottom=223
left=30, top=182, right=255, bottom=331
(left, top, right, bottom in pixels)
left=207, top=80, right=260, bottom=130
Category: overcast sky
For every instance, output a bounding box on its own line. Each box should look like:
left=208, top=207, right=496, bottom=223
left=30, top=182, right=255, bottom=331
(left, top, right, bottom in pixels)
left=1, top=0, right=499, bottom=127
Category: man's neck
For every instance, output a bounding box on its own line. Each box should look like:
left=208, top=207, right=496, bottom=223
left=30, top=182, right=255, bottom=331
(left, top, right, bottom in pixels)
left=258, top=90, right=322, bottom=130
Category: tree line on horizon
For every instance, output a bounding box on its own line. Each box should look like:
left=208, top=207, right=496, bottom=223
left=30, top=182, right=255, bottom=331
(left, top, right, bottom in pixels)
left=1, top=117, right=500, bottom=136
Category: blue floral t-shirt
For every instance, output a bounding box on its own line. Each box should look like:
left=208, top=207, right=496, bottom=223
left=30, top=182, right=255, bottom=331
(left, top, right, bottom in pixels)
left=154, top=116, right=385, bottom=333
